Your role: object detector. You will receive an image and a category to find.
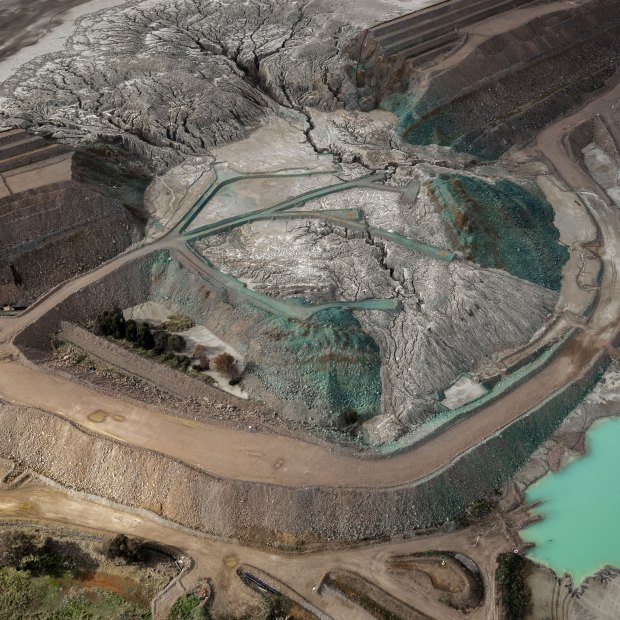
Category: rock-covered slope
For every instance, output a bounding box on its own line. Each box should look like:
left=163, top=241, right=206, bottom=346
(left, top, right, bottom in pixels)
left=384, top=0, right=620, bottom=158
left=0, top=130, right=137, bottom=305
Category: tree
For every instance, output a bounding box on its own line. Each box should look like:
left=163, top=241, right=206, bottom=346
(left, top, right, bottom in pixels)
left=192, top=345, right=209, bottom=371
left=109, top=308, right=126, bottom=339
left=0, top=531, right=99, bottom=578
left=153, top=330, right=169, bottom=354
left=212, top=352, right=236, bottom=377
left=169, top=334, right=186, bottom=353
left=137, top=323, right=154, bottom=350
left=104, top=534, right=147, bottom=564
left=93, top=313, right=108, bottom=337
left=125, top=319, right=138, bottom=343
left=93, top=308, right=125, bottom=339
left=0, top=531, right=38, bottom=569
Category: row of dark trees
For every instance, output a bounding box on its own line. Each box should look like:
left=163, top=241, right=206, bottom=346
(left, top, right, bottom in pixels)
left=93, top=308, right=240, bottom=381
left=94, top=308, right=185, bottom=354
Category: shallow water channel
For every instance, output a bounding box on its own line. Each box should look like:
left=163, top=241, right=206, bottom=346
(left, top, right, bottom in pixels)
left=521, top=416, right=620, bottom=584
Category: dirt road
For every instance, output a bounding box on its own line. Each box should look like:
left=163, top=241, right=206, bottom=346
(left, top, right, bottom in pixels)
left=0, top=337, right=596, bottom=489
left=0, top=481, right=508, bottom=620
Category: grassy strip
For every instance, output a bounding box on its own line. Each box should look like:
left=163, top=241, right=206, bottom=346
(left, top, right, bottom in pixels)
left=0, top=567, right=150, bottom=620
left=496, top=553, right=532, bottom=620
left=167, top=594, right=209, bottom=620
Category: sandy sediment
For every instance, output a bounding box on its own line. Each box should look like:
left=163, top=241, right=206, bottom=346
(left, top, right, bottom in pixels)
left=59, top=322, right=248, bottom=410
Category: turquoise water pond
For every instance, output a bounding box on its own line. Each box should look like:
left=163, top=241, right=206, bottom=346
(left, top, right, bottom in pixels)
left=521, top=416, right=620, bottom=584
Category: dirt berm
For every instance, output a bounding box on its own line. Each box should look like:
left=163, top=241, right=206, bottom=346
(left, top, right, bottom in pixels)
left=0, top=346, right=607, bottom=545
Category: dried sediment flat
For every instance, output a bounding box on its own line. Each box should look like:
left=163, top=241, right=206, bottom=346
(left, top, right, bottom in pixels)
left=0, top=0, right=130, bottom=83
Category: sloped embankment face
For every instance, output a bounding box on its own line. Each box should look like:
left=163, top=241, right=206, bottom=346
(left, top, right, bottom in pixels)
left=0, top=347, right=607, bottom=544
left=15, top=250, right=382, bottom=428
left=147, top=255, right=383, bottom=427
left=241, top=307, right=382, bottom=425
left=432, top=174, right=568, bottom=290
left=13, top=254, right=156, bottom=353
left=384, top=0, right=620, bottom=159
left=0, top=130, right=146, bottom=306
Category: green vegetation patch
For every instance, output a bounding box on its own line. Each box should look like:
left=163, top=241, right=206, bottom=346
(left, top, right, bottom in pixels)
left=496, top=553, right=533, bottom=620
left=432, top=174, right=568, bottom=290
left=261, top=594, right=316, bottom=620
left=252, top=305, right=382, bottom=424
left=0, top=530, right=175, bottom=620
left=167, top=593, right=209, bottom=620
left=0, top=568, right=150, bottom=620
left=382, top=93, right=501, bottom=160
left=384, top=93, right=452, bottom=144
left=162, top=315, right=195, bottom=332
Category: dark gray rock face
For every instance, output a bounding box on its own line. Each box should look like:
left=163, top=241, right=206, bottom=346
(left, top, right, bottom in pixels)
left=0, top=0, right=377, bottom=172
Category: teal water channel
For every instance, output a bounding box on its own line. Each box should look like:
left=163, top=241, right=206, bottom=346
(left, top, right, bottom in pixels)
left=521, top=416, right=620, bottom=584
left=178, top=167, right=456, bottom=321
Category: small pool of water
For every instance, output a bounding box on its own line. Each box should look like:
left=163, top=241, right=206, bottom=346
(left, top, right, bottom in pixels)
left=521, top=416, right=620, bottom=584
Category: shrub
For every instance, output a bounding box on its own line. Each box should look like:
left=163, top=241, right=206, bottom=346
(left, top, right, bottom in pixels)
left=125, top=319, right=138, bottom=343
left=162, top=315, right=194, bottom=332
left=153, top=330, right=170, bottom=354
left=192, top=345, right=209, bottom=371
left=343, top=409, right=358, bottom=425
left=94, top=308, right=126, bottom=339
left=0, top=568, right=150, bottom=619
left=212, top=353, right=236, bottom=377
left=0, top=567, right=44, bottom=613
left=496, top=553, right=531, bottom=620
left=105, top=535, right=147, bottom=564
left=177, top=355, right=191, bottom=371
left=0, top=532, right=98, bottom=578
left=0, top=532, right=38, bottom=569
left=167, top=594, right=208, bottom=620
left=169, top=334, right=186, bottom=352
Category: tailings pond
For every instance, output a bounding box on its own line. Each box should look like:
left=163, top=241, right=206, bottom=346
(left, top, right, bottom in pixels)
left=521, top=416, right=620, bottom=584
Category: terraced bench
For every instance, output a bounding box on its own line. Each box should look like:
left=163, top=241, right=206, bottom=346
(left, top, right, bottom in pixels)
left=370, top=0, right=541, bottom=64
